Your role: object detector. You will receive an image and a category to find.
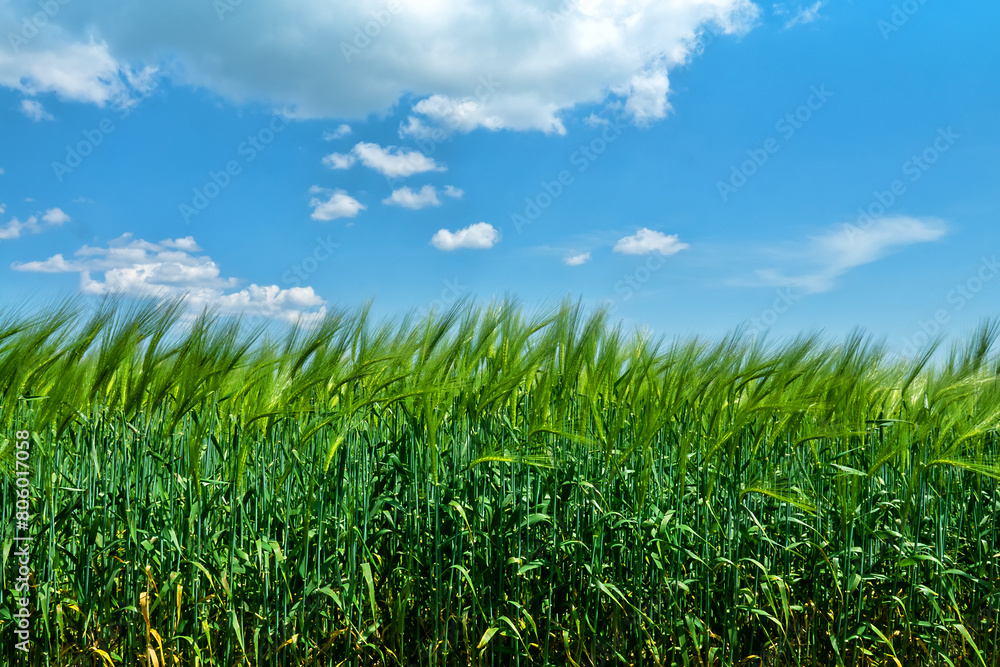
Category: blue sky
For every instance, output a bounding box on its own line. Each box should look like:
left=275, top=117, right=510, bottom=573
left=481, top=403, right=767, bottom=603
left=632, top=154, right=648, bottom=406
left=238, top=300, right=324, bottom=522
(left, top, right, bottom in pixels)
left=1, top=0, right=998, bottom=353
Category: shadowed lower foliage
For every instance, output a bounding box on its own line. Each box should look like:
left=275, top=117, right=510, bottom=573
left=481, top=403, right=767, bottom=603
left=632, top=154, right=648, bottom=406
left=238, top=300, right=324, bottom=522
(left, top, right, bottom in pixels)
left=1, top=297, right=999, bottom=666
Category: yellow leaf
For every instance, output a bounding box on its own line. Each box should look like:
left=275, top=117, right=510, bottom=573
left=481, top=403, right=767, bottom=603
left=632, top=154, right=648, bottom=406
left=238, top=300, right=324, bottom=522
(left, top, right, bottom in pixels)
left=151, top=627, right=166, bottom=665
left=139, top=591, right=151, bottom=632
left=90, top=647, right=116, bottom=667
left=477, top=627, right=500, bottom=649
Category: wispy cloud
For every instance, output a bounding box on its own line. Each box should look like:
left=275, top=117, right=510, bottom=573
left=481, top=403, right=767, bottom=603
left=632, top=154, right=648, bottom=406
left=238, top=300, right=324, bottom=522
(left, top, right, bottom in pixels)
left=20, top=99, right=53, bottom=121
left=323, top=124, right=351, bottom=140
left=752, top=216, right=947, bottom=293
left=321, top=152, right=356, bottom=170
left=564, top=252, right=592, bottom=266
left=775, top=1, right=826, bottom=29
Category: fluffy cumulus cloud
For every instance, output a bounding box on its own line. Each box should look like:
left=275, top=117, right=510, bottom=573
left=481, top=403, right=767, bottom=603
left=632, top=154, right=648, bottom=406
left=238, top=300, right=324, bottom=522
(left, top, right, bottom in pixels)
left=383, top=185, right=440, bottom=209
left=754, top=216, right=947, bottom=293
left=613, top=228, right=689, bottom=255
left=383, top=184, right=462, bottom=209
left=615, top=67, right=672, bottom=127
left=42, top=207, right=71, bottom=224
left=322, top=142, right=445, bottom=178
left=0, top=0, right=758, bottom=132
left=431, top=222, right=499, bottom=251
left=331, top=142, right=446, bottom=178
left=308, top=187, right=365, bottom=221
left=565, top=252, right=592, bottom=266
left=11, top=234, right=326, bottom=324
left=0, top=207, right=69, bottom=240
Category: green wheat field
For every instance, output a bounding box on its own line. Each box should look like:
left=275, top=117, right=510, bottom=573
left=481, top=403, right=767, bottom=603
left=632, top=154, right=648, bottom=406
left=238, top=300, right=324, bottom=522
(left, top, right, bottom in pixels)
left=1, top=298, right=999, bottom=666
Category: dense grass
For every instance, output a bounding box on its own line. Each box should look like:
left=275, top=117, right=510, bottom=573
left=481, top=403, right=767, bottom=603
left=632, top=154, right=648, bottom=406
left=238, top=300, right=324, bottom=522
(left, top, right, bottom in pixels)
left=1, top=298, right=999, bottom=666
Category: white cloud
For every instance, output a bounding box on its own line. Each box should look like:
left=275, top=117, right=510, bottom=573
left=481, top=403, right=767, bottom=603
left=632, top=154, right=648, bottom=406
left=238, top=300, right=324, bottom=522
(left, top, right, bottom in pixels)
left=584, top=113, right=610, bottom=128
left=776, top=2, right=825, bottom=29
left=322, top=152, right=356, bottom=170
left=160, top=236, right=200, bottom=251
left=0, top=38, right=156, bottom=108
left=616, top=66, right=672, bottom=127
left=308, top=187, right=365, bottom=221
left=401, top=93, right=517, bottom=136
left=0, top=207, right=70, bottom=240
left=0, top=1, right=759, bottom=132
left=324, top=142, right=446, bottom=178
left=565, top=252, right=592, bottom=266
left=613, top=228, right=689, bottom=255
left=20, top=98, right=53, bottom=121
left=323, top=123, right=351, bottom=140
left=431, top=222, right=500, bottom=251
left=42, top=208, right=70, bottom=225
left=351, top=142, right=445, bottom=178
left=753, top=216, right=947, bottom=293
left=11, top=233, right=326, bottom=324
left=0, top=216, right=39, bottom=240
left=383, top=185, right=441, bottom=210
left=382, top=185, right=461, bottom=209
